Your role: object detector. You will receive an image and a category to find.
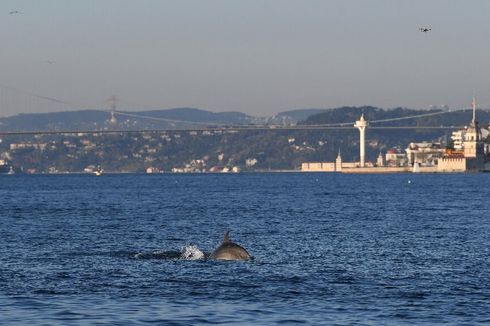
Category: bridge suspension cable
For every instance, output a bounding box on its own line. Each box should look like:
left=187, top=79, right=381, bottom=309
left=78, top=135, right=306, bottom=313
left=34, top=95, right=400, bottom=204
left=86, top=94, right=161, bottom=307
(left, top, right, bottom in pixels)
left=100, top=106, right=473, bottom=129
left=296, top=107, right=472, bottom=128
left=0, top=83, right=480, bottom=130
left=0, top=83, right=84, bottom=117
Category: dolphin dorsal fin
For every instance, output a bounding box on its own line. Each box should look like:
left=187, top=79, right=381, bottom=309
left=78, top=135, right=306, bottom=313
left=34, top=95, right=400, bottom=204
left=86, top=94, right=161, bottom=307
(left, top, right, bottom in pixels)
left=223, top=231, right=231, bottom=243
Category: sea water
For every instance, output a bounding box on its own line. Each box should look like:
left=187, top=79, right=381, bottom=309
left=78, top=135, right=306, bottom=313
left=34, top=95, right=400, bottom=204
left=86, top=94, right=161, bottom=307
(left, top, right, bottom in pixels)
left=0, top=173, right=489, bottom=325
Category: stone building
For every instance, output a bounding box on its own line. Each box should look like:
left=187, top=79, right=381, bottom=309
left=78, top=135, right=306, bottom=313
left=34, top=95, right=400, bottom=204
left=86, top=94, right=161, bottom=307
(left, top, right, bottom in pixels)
left=438, top=97, right=486, bottom=172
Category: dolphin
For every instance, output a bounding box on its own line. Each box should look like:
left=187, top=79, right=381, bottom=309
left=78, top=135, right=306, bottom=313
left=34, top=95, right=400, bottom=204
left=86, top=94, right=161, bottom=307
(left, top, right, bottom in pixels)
left=210, top=231, right=252, bottom=261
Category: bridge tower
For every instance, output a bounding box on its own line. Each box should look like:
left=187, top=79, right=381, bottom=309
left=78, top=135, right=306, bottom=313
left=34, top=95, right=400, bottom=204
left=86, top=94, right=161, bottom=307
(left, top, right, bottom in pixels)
left=354, top=114, right=368, bottom=167
left=109, top=95, right=118, bottom=125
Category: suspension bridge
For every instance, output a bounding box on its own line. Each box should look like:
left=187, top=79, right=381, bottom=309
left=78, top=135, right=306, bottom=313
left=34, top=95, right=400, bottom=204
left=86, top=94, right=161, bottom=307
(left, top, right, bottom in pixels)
left=0, top=83, right=479, bottom=137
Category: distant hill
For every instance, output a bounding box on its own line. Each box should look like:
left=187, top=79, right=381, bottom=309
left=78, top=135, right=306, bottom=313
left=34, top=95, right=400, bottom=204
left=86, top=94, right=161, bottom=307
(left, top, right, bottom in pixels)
left=0, top=108, right=258, bottom=132
left=276, top=109, right=331, bottom=121
left=2, top=106, right=489, bottom=133
left=300, top=106, right=490, bottom=127
left=0, top=110, right=108, bottom=132
left=268, top=109, right=329, bottom=124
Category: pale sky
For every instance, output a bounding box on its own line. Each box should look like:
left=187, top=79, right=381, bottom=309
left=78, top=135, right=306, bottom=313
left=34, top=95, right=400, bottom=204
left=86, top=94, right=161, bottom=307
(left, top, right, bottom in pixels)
left=1, top=0, right=490, bottom=117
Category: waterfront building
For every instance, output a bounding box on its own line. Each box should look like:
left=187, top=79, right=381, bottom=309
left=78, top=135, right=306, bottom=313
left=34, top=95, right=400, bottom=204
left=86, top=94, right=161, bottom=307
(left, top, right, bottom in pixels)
left=146, top=167, right=162, bottom=174
left=438, top=97, right=486, bottom=172
left=301, top=162, right=336, bottom=172
left=437, top=151, right=466, bottom=172
left=301, top=101, right=488, bottom=173
left=385, top=149, right=407, bottom=167
left=300, top=157, right=359, bottom=172
left=451, top=130, right=464, bottom=151
left=405, top=142, right=445, bottom=166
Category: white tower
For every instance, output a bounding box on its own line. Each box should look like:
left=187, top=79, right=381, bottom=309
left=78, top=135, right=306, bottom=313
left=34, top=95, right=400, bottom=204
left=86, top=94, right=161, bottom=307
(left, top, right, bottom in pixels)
left=377, top=152, right=384, bottom=167
left=464, top=96, right=483, bottom=158
left=354, top=114, right=368, bottom=167
left=335, top=150, right=343, bottom=172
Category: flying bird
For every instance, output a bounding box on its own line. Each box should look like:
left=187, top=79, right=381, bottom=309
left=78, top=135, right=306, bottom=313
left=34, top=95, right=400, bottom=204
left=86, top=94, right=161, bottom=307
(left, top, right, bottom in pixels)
left=9, top=10, right=23, bottom=15
left=419, top=27, right=431, bottom=33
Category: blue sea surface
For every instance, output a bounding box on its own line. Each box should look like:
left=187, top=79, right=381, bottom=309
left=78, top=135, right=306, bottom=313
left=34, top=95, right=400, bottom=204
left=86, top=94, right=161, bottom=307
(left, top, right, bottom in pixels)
left=0, top=173, right=489, bottom=325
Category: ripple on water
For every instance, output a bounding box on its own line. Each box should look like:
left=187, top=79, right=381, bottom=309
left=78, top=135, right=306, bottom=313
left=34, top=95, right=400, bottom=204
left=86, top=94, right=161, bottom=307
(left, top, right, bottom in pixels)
left=0, top=173, right=490, bottom=324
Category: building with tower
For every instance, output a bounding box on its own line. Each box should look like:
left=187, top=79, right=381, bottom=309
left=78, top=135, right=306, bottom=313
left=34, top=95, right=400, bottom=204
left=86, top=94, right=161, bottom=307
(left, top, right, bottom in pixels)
left=438, top=97, right=486, bottom=172
left=301, top=102, right=488, bottom=173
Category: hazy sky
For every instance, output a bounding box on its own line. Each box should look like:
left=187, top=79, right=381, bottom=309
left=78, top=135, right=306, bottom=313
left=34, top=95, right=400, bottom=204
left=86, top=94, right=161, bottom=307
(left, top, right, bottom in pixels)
left=1, top=0, right=490, bottom=117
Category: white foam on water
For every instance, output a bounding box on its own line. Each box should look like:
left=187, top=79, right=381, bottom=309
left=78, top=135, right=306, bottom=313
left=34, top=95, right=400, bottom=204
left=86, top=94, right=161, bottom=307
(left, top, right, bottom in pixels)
left=134, top=252, right=144, bottom=259
left=180, top=245, right=205, bottom=260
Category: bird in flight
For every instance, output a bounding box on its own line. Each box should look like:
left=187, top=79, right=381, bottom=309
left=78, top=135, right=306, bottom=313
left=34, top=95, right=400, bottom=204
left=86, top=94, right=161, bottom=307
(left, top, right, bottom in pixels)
left=9, top=10, right=23, bottom=15
left=419, top=27, right=431, bottom=33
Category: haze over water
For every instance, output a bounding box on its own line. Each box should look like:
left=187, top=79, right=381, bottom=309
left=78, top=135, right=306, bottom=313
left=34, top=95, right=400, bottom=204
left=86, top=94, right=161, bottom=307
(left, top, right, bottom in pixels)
left=2, top=0, right=490, bottom=116
left=1, top=173, right=489, bottom=324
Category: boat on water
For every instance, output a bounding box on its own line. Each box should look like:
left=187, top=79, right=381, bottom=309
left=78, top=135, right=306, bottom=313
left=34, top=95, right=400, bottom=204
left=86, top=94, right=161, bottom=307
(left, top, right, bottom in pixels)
left=94, top=167, right=103, bottom=176
left=7, top=166, right=15, bottom=175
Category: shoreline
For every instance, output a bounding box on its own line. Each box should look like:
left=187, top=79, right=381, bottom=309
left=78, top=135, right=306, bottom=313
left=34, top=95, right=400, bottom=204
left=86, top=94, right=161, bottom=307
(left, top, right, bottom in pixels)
left=2, top=168, right=490, bottom=175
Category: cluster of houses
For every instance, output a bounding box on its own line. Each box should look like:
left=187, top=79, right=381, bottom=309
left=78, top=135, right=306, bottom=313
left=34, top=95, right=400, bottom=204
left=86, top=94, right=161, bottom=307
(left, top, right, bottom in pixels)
left=1, top=128, right=252, bottom=174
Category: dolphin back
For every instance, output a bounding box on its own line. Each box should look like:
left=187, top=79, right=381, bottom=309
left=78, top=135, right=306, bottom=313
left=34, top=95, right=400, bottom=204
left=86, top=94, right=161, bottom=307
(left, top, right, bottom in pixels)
left=210, top=231, right=251, bottom=261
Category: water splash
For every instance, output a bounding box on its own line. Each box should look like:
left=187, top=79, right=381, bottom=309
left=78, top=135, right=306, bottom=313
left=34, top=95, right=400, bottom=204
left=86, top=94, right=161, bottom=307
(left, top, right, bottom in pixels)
left=131, top=246, right=206, bottom=260
left=180, top=245, right=205, bottom=260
